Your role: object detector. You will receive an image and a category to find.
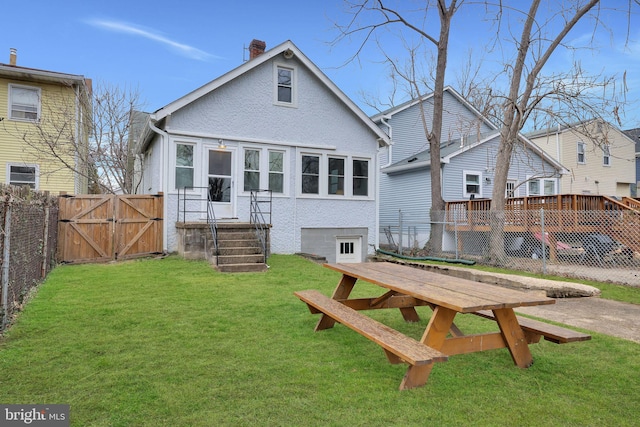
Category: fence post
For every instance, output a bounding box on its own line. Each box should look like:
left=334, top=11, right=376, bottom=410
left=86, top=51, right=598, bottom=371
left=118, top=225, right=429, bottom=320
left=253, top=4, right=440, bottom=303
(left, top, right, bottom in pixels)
left=540, top=208, right=547, bottom=275
left=398, top=209, right=403, bottom=255
left=454, top=214, right=459, bottom=259
left=41, top=199, right=50, bottom=279
left=1, top=197, right=11, bottom=331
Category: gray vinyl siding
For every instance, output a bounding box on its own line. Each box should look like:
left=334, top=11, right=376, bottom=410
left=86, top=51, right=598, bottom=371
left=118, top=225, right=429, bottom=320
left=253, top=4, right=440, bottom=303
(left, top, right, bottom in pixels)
left=443, top=136, right=560, bottom=201
left=384, top=91, right=495, bottom=165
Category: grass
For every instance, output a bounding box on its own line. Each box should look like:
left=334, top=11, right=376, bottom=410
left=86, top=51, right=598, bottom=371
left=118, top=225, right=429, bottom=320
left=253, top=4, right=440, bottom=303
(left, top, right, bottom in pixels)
left=0, top=255, right=638, bottom=426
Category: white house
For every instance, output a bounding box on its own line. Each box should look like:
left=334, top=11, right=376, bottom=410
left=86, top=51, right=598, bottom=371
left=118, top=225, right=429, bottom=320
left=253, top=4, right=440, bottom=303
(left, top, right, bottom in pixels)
left=135, top=40, right=390, bottom=263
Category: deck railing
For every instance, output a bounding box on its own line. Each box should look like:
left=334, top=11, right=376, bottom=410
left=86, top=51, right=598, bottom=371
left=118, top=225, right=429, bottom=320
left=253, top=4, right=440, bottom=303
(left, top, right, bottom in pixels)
left=445, top=194, right=639, bottom=229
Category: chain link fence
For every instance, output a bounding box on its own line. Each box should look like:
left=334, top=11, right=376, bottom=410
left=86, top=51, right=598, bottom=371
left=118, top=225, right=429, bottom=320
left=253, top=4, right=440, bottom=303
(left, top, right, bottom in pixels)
left=381, top=209, right=640, bottom=286
left=0, top=186, right=58, bottom=332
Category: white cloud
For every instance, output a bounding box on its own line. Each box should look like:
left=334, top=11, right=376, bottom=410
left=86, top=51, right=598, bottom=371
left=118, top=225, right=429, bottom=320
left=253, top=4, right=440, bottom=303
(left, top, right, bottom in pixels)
left=87, top=19, right=219, bottom=61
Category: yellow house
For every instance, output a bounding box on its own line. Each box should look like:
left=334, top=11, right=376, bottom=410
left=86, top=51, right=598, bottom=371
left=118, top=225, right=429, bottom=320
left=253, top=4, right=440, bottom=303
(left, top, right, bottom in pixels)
left=528, top=119, right=636, bottom=197
left=0, top=49, right=91, bottom=194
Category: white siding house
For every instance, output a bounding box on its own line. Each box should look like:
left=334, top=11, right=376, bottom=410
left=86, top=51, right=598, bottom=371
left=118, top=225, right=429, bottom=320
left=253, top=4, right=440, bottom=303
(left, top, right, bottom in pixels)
left=135, top=40, right=389, bottom=262
left=372, top=87, right=567, bottom=249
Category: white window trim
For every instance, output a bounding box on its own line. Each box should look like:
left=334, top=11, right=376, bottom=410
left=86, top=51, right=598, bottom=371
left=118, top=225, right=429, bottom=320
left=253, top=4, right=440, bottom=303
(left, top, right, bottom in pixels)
left=297, top=151, right=372, bottom=199
left=273, top=62, right=297, bottom=108
left=171, top=138, right=201, bottom=193
left=506, top=179, right=518, bottom=198
left=577, top=141, right=586, bottom=164
left=6, top=163, right=39, bottom=189
left=526, top=175, right=557, bottom=196
left=603, top=144, right=611, bottom=167
left=8, top=83, right=41, bottom=122
left=463, top=170, right=483, bottom=198
left=352, top=157, right=371, bottom=198
left=240, top=146, right=288, bottom=196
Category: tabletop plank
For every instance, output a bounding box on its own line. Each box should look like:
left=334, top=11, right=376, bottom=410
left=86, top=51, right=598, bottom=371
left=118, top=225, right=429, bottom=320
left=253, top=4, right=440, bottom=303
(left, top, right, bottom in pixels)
left=361, top=263, right=554, bottom=307
left=324, top=263, right=554, bottom=313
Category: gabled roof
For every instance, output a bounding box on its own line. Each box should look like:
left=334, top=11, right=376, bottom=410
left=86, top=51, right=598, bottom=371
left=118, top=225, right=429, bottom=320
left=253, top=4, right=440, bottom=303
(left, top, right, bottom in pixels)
left=382, top=131, right=568, bottom=175
left=139, top=40, right=390, bottom=150
left=370, top=86, right=499, bottom=132
left=623, top=128, right=640, bottom=154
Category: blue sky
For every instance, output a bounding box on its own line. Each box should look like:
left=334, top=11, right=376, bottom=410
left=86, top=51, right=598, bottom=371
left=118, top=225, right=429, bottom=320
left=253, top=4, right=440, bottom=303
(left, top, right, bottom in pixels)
left=3, top=0, right=640, bottom=129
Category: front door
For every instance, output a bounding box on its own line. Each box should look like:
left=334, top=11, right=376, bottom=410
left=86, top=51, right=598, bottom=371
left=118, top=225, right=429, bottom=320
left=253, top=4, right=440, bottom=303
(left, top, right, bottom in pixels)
left=207, top=149, right=235, bottom=219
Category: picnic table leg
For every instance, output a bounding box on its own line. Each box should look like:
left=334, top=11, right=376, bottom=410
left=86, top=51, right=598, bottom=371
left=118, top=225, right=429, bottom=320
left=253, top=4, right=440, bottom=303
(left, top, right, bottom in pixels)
left=399, top=306, right=457, bottom=390
left=493, top=308, right=533, bottom=368
left=315, top=274, right=358, bottom=331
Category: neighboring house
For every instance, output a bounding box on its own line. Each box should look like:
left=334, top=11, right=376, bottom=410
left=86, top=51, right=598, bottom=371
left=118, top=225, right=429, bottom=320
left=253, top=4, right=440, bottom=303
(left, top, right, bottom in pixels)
left=622, top=127, right=640, bottom=197
left=0, top=49, right=91, bottom=193
left=528, top=120, right=636, bottom=198
left=135, top=40, right=390, bottom=262
left=372, top=87, right=567, bottom=247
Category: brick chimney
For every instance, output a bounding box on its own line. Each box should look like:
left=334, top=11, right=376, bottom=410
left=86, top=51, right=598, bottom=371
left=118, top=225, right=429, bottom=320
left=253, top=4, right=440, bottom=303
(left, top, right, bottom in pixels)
left=249, top=39, right=266, bottom=60
left=9, top=48, right=17, bottom=66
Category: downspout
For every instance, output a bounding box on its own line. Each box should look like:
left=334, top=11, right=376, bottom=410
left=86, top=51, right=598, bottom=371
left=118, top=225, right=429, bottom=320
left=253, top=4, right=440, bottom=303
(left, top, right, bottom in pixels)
left=380, top=115, right=393, bottom=167
left=148, top=118, right=169, bottom=253
left=74, top=84, right=81, bottom=193
left=556, top=124, right=561, bottom=193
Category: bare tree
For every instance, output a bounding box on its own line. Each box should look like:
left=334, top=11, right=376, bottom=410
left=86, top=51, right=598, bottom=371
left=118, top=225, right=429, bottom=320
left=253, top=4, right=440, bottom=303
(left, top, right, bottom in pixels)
left=485, top=0, right=631, bottom=264
left=334, top=0, right=461, bottom=253
left=3, top=81, right=143, bottom=194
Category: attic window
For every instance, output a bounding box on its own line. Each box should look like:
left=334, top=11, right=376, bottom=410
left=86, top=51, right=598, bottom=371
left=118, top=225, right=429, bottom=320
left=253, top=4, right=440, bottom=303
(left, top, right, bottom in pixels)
left=275, top=64, right=296, bottom=106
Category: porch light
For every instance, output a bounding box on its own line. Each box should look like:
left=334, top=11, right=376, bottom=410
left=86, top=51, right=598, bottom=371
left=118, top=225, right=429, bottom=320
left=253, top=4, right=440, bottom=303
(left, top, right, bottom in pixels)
left=218, top=139, right=226, bottom=149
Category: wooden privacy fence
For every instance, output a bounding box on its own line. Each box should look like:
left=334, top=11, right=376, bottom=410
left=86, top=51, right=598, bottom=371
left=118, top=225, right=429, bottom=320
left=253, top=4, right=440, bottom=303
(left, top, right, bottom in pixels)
left=58, top=193, right=163, bottom=263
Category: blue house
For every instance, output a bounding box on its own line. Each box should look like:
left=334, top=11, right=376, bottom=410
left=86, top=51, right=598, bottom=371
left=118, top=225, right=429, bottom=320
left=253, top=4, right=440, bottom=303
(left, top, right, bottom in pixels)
left=371, top=87, right=567, bottom=250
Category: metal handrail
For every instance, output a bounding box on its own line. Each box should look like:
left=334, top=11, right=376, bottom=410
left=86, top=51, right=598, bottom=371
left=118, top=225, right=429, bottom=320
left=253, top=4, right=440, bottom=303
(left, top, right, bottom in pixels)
left=177, top=186, right=219, bottom=262
left=250, top=189, right=272, bottom=262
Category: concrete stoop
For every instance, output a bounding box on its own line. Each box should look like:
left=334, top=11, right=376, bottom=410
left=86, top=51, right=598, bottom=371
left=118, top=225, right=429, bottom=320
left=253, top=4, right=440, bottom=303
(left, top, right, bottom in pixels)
left=176, top=222, right=269, bottom=273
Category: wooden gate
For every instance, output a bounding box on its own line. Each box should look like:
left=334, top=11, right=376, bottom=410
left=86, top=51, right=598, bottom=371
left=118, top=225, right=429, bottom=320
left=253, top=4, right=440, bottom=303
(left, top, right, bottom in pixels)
left=58, top=193, right=163, bottom=263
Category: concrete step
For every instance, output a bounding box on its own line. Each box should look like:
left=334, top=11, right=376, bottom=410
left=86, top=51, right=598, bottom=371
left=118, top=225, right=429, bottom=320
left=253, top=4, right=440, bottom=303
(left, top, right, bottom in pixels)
left=218, top=246, right=263, bottom=256
left=216, top=263, right=268, bottom=273
left=217, top=239, right=261, bottom=249
left=216, top=254, right=266, bottom=265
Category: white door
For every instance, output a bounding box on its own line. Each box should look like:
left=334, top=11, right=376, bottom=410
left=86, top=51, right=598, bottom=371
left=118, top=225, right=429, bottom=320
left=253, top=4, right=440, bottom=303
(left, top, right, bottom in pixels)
left=336, top=237, right=362, bottom=263
left=207, top=149, right=235, bottom=219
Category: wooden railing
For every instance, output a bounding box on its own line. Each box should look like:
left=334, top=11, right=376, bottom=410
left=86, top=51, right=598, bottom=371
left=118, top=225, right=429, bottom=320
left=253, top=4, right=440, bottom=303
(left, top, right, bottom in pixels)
left=445, top=194, right=640, bottom=253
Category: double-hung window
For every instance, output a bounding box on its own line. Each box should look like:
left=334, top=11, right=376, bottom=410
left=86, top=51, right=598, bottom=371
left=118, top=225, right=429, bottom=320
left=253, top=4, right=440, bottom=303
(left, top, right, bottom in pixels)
left=9, top=84, right=40, bottom=121
left=175, top=143, right=195, bottom=189
left=244, top=149, right=260, bottom=191
left=603, top=144, right=611, bottom=166
left=328, top=157, right=345, bottom=195
left=275, top=65, right=295, bottom=105
left=577, top=141, right=586, bottom=164
left=353, top=159, right=369, bottom=196
left=7, top=164, right=38, bottom=189
left=268, top=151, right=284, bottom=193
left=301, top=155, right=320, bottom=194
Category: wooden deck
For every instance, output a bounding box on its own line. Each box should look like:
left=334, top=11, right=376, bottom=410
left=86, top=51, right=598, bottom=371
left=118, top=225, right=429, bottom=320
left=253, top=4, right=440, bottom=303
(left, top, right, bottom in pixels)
left=445, top=194, right=640, bottom=254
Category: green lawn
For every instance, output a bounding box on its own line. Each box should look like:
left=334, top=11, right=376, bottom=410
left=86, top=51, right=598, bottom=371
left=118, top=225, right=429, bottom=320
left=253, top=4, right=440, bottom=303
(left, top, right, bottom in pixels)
left=1, top=255, right=638, bottom=426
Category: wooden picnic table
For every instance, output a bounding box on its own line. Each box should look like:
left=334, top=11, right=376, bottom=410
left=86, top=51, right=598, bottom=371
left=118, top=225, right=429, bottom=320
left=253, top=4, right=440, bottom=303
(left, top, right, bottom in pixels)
left=295, top=262, right=590, bottom=390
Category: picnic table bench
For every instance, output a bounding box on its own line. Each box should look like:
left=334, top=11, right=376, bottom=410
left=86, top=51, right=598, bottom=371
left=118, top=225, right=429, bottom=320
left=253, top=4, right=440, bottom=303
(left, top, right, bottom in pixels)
left=295, top=262, right=591, bottom=390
